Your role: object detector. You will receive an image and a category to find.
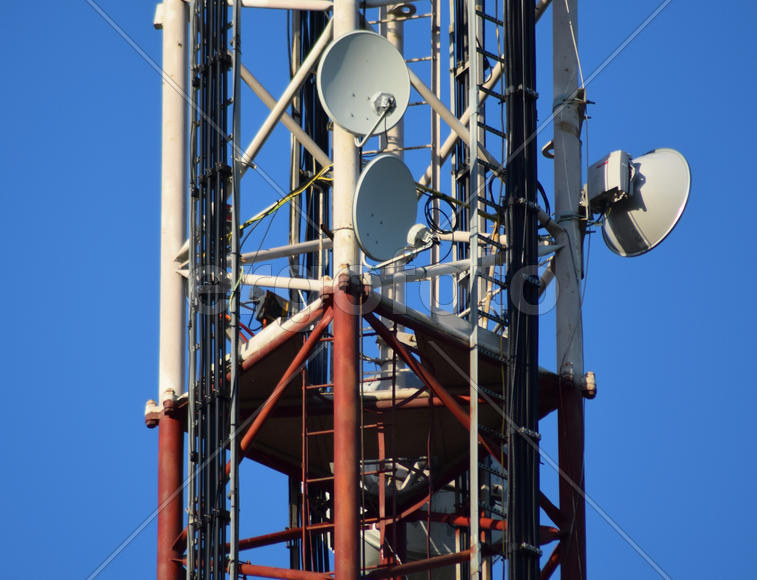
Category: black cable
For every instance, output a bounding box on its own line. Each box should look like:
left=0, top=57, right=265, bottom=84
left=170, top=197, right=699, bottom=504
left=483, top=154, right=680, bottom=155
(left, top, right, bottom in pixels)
left=423, top=194, right=457, bottom=234
left=537, top=180, right=551, bottom=217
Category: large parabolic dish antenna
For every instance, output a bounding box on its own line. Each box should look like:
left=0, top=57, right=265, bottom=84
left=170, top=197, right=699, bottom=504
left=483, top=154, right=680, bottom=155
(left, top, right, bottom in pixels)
left=603, top=148, right=691, bottom=257
left=317, top=30, right=410, bottom=136
left=353, top=154, right=417, bottom=261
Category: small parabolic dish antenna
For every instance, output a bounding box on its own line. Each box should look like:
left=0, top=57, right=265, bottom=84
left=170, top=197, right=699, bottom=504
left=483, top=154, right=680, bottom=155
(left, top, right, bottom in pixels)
left=353, top=154, right=417, bottom=261
left=602, top=148, right=691, bottom=257
left=317, top=31, right=410, bottom=137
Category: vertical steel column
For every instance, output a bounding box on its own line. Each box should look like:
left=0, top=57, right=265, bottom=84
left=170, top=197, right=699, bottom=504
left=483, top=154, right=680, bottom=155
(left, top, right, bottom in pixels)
left=378, top=8, right=406, bottom=384
left=552, top=0, right=587, bottom=578
left=466, top=0, right=481, bottom=573
left=229, top=1, right=242, bottom=577
left=333, top=283, right=360, bottom=580
left=332, top=0, right=360, bottom=578
left=429, top=0, right=442, bottom=311
left=157, top=1, right=187, bottom=579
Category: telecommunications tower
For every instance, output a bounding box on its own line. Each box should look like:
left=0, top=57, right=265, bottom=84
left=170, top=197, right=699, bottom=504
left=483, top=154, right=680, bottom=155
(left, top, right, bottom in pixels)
left=147, top=0, right=689, bottom=579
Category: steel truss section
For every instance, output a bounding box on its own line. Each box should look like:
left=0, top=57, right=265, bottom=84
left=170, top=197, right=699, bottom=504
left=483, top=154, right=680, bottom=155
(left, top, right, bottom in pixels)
left=151, top=0, right=590, bottom=579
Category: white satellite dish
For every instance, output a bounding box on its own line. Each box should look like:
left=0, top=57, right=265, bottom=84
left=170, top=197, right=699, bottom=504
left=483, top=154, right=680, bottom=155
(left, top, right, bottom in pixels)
left=602, top=148, right=691, bottom=257
left=353, top=154, right=417, bottom=261
left=317, top=31, right=410, bottom=137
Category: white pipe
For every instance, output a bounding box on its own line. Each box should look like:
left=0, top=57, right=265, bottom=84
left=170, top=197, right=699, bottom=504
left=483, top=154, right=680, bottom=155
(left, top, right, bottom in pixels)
left=241, top=238, right=333, bottom=263
left=362, top=0, right=421, bottom=6
left=437, top=231, right=499, bottom=244
left=239, top=0, right=332, bottom=8
left=362, top=253, right=502, bottom=286
left=378, top=7, right=407, bottom=382
left=553, top=0, right=585, bottom=379
left=157, top=0, right=187, bottom=403
left=240, top=19, right=334, bottom=171
left=332, top=1, right=360, bottom=274
left=538, top=257, right=556, bottom=299
left=240, top=65, right=332, bottom=169
left=239, top=298, right=325, bottom=360
left=209, top=0, right=334, bottom=9
left=241, top=273, right=329, bottom=293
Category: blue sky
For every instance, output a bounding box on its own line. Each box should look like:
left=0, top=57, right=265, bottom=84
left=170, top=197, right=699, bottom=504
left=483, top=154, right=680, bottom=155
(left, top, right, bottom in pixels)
left=1, top=1, right=755, bottom=578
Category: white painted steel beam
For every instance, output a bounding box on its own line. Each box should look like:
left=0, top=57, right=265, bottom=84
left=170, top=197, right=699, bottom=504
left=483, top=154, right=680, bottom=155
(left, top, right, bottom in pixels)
left=241, top=238, right=333, bottom=263
left=157, top=0, right=187, bottom=403
left=239, top=64, right=332, bottom=169
left=239, top=19, right=334, bottom=172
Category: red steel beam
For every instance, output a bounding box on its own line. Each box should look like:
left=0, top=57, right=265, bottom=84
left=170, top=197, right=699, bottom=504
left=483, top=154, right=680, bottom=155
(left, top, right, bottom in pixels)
left=228, top=309, right=333, bottom=475
left=540, top=491, right=566, bottom=529
left=332, top=276, right=360, bottom=580
left=366, top=311, right=565, bottom=546
left=363, top=549, right=472, bottom=579
left=540, top=542, right=561, bottom=580
left=157, top=408, right=183, bottom=580
left=237, top=521, right=336, bottom=552
left=558, top=382, right=586, bottom=579
left=410, top=512, right=560, bottom=545
left=237, top=563, right=331, bottom=579
left=232, top=513, right=560, bottom=555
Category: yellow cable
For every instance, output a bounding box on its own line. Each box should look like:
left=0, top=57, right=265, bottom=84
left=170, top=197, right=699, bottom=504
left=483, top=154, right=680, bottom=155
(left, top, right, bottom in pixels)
left=241, top=163, right=333, bottom=230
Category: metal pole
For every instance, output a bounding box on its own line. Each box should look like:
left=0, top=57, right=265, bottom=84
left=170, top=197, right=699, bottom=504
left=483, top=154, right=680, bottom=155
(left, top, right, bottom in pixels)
left=332, top=0, right=360, bottom=577
left=378, top=7, right=406, bottom=385
left=156, top=1, right=187, bottom=579
left=467, top=0, right=482, bottom=573
left=552, top=0, right=587, bottom=578
left=229, top=0, right=242, bottom=577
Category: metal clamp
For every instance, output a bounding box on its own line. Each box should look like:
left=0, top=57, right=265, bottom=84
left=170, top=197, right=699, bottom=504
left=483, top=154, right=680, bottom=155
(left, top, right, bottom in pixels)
left=354, top=93, right=396, bottom=148
left=518, top=426, right=541, bottom=441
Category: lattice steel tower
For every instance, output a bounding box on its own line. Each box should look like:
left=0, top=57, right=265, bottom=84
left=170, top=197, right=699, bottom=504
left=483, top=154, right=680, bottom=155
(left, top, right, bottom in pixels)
left=148, top=0, right=590, bottom=579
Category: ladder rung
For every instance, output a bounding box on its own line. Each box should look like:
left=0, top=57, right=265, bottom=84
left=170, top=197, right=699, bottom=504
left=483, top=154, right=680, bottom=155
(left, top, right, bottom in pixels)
left=306, top=383, right=332, bottom=390
left=478, top=310, right=507, bottom=326
left=479, top=386, right=506, bottom=403
left=478, top=157, right=506, bottom=175
left=477, top=272, right=507, bottom=289
left=479, top=502, right=507, bottom=519
left=477, top=48, right=506, bottom=65
left=478, top=232, right=506, bottom=251
left=475, top=9, right=505, bottom=27
left=476, top=195, right=500, bottom=210
left=479, top=461, right=507, bottom=479
left=478, top=121, right=507, bottom=140
left=306, top=428, right=334, bottom=437
left=479, top=85, right=506, bottom=102
left=480, top=424, right=507, bottom=441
